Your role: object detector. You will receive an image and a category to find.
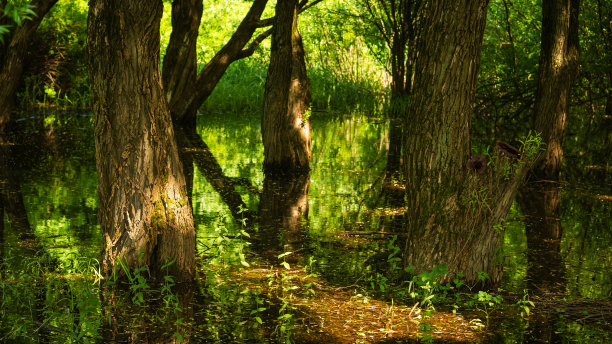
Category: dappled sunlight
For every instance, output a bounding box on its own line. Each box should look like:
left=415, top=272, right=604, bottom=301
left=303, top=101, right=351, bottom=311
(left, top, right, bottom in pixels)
left=222, top=264, right=486, bottom=343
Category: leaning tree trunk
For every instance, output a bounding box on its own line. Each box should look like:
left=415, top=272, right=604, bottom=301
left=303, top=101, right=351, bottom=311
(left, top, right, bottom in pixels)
left=162, top=0, right=269, bottom=126
left=402, top=0, right=530, bottom=287
left=88, top=0, right=195, bottom=281
left=161, top=0, right=269, bottom=213
left=0, top=0, right=58, bottom=133
left=262, top=0, right=311, bottom=175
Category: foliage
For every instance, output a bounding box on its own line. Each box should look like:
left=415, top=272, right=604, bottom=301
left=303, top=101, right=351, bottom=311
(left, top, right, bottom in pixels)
left=0, top=0, right=37, bottom=44
left=16, top=0, right=89, bottom=109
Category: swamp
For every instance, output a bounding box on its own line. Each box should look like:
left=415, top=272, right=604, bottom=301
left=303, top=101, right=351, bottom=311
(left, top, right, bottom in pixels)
left=1, top=0, right=611, bottom=343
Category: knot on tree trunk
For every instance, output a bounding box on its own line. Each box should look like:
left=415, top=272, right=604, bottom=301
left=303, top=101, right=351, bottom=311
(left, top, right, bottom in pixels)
left=466, top=154, right=489, bottom=173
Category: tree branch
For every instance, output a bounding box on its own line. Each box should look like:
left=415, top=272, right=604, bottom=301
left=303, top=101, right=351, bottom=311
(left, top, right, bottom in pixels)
left=235, top=27, right=273, bottom=60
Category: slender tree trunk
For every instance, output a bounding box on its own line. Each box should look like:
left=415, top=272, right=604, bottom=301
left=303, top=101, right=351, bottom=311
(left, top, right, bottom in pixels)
left=518, top=0, right=579, bottom=272
left=262, top=0, right=311, bottom=175
left=161, top=0, right=269, bottom=214
left=0, top=0, right=57, bottom=133
left=385, top=33, right=410, bottom=177
left=88, top=0, right=195, bottom=281
left=163, top=0, right=269, bottom=125
left=529, top=0, right=580, bottom=181
left=402, top=0, right=529, bottom=286
left=161, top=0, right=203, bottom=130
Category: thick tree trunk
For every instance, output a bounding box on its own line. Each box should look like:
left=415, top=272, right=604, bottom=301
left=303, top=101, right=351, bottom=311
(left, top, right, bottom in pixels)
left=530, top=0, right=580, bottom=181
left=88, top=0, right=195, bottom=281
left=402, top=0, right=529, bottom=287
left=262, top=0, right=311, bottom=175
left=0, top=0, right=57, bottom=133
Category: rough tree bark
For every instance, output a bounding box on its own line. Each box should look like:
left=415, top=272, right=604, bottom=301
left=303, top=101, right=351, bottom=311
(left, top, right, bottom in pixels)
left=262, top=0, right=311, bottom=175
left=87, top=0, right=195, bottom=281
left=0, top=0, right=58, bottom=133
left=402, top=0, right=530, bottom=287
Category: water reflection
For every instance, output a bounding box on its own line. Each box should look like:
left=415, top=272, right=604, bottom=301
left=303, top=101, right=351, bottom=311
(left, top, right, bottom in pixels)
left=518, top=181, right=565, bottom=294
left=0, top=111, right=610, bottom=342
left=0, top=134, right=34, bottom=238
left=256, top=174, right=310, bottom=263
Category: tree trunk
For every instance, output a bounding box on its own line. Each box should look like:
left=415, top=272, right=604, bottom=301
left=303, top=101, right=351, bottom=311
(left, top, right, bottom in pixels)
left=529, top=0, right=580, bottom=181
left=385, top=0, right=420, bottom=178
left=0, top=0, right=57, bottom=133
left=262, top=0, right=311, bottom=175
left=161, top=0, right=203, bottom=130
left=87, top=0, right=195, bottom=282
left=163, top=0, right=269, bottom=125
left=402, top=0, right=529, bottom=287
left=161, top=0, right=269, bottom=214
left=518, top=0, right=579, bottom=271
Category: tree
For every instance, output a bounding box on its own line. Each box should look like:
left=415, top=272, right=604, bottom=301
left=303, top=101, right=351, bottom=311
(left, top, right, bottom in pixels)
left=162, top=0, right=271, bottom=129
left=162, top=0, right=270, bottom=221
left=357, top=0, right=422, bottom=176
left=261, top=0, right=311, bottom=175
left=0, top=0, right=57, bottom=244
left=402, top=0, right=531, bottom=286
left=529, top=0, right=580, bottom=182
left=1, top=0, right=57, bottom=134
left=517, top=0, right=580, bottom=293
left=87, top=0, right=195, bottom=281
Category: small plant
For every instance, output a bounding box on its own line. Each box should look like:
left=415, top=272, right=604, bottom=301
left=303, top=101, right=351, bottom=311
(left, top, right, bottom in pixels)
left=117, top=252, right=150, bottom=306
left=516, top=290, right=535, bottom=319
left=470, top=290, right=503, bottom=326
left=404, top=264, right=449, bottom=311
left=249, top=293, right=267, bottom=329
left=519, top=130, right=546, bottom=162
left=418, top=310, right=434, bottom=343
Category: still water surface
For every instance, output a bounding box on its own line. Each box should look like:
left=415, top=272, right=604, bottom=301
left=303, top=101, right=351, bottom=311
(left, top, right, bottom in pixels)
left=0, top=111, right=610, bottom=343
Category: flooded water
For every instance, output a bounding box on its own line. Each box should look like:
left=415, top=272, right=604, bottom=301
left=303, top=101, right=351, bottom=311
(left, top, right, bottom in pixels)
left=0, top=111, right=610, bottom=343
